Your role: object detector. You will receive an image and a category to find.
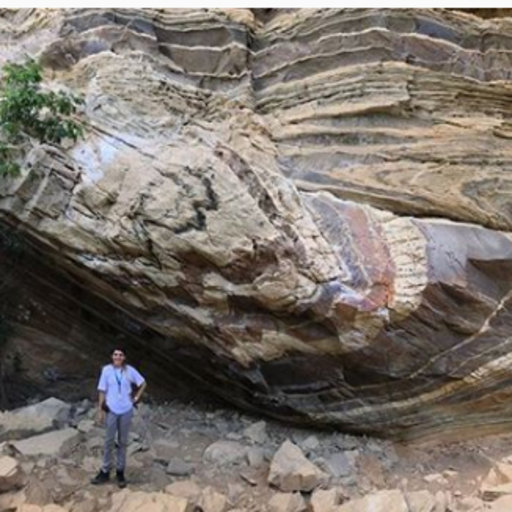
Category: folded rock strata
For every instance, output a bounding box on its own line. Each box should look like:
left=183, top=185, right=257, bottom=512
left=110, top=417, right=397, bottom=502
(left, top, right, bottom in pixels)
left=1, top=8, right=512, bottom=438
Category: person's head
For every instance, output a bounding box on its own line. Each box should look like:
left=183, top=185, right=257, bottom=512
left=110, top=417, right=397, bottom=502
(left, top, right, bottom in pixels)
left=110, top=347, right=127, bottom=368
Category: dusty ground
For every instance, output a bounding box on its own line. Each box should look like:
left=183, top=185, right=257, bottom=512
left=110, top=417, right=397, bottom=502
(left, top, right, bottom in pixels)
left=4, top=390, right=509, bottom=511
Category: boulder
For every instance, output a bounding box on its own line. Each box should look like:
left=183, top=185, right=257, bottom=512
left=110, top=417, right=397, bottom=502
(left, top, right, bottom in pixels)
left=0, top=489, right=27, bottom=511
left=243, top=421, right=267, bottom=445
left=322, top=452, right=354, bottom=478
left=153, top=439, right=180, bottom=461
left=86, top=436, right=104, bottom=451
left=0, top=455, right=25, bottom=492
left=406, top=490, right=437, bottom=512
left=268, top=492, right=307, bottom=512
left=69, top=498, right=98, bottom=512
left=227, top=483, right=245, bottom=503
left=482, top=462, right=512, bottom=488
left=490, top=495, right=512, bottom=512
left=165, top=480, right=201, bottom=501
left=481, top=482, right=512, bottom=501
left=18, top=506, right=69, bottom=512
left=424, top=473, right=448, bottom=485
left=76, top=420, right=95, bottom=434
left=196, top=486, right=228, bottom=512
left=0, top=398, right=70, bottom=441
left=24, top=475, right=52, bottom=505
left=338, top=490, right=408, bottom=512
left=434, top=490, right=449, bottom=512
left=166, top=458, right=194, bottom=476
left=17, top=506, right=41, bottom=512
left=299, top=436, right=320, bottom=455
left=482, top=467, right=501, bottom=488
left=310, top=488, right=342, bottom=512
left=455, top=496, right=485, bottom=511
left=203, top=440, right=247, bottom=466
left=55, top=467, right=77, bottom=487
left=108, top=489, right=188, bottom=512
left=10, top=428, right=80, bottom=457
left=166, top=479, right=201, bottom=512
left=268, top=440, right=329, bottom=492
left=246, top=447, right=265, bottom=468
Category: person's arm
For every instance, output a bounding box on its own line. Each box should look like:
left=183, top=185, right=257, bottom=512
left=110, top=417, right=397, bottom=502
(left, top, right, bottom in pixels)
left=133, top=381, right=147, bottom=404
left=130, top=366, right=147, bottom=405
left=96, top=368, right=107, bottom=424
left=98, top=390, right=106, bottom=411
left=97, top=390, right=106, bottom=423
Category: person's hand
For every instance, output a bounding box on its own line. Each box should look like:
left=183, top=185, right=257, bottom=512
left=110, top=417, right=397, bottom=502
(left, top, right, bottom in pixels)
left=96, top=409, right=105, bottom=426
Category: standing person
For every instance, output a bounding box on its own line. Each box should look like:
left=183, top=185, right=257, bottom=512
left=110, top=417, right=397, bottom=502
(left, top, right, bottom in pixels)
left=91, top=347, right=147, bottom=488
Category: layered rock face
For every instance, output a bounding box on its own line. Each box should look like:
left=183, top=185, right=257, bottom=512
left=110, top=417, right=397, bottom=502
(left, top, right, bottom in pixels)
left=1, top=8, right=512, bottom=438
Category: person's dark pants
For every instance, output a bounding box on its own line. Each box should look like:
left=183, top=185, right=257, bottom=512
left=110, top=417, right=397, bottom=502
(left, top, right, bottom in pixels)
left=101, top=409, right=133, bottom=473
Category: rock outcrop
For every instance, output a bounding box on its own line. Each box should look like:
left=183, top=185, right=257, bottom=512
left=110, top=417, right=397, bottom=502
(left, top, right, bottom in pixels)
left=1, top=8, right=512, bottom=438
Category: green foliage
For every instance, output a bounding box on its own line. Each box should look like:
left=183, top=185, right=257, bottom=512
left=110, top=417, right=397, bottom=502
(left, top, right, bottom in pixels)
left=0, top=58, right=84, bottom=177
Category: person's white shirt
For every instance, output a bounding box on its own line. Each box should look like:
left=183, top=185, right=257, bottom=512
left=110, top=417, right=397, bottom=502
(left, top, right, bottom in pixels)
left=97, top=364, right=145, bottom=415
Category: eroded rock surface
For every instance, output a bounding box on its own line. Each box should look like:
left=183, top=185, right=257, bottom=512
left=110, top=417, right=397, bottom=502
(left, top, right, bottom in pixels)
left=1, top=8, right=512, bottom=438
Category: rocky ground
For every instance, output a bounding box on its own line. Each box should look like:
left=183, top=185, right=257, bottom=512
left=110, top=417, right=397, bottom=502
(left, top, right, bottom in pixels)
left=2, top=395, right=512, bottom=511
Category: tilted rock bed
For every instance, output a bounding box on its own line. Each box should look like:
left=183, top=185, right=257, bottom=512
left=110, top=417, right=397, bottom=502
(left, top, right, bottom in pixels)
left=1, top=397, right=512, bottom=510
left=2, top=8, right=512, bottom=438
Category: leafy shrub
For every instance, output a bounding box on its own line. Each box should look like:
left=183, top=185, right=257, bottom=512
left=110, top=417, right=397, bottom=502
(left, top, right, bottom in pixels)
left=0, top=58, right=84, bottom=177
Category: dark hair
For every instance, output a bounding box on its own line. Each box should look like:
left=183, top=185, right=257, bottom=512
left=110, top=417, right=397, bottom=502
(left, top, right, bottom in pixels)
left=110, top=347, right=127, bottom=356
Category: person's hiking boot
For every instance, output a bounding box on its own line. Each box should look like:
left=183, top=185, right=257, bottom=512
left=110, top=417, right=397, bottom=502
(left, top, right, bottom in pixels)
left=91, top=470, right=110, bottom=485
left=116, top=470, right=127, bottom=488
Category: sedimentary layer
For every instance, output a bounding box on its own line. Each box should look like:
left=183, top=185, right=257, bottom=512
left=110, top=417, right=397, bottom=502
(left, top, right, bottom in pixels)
left=1, top=8, right=512, bottom=438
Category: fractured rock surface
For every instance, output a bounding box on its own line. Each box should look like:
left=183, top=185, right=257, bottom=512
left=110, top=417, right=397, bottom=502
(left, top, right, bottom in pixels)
left=0, top=398, right=71, bottom=441
left=1, top=8, right=512, bottom=437
left=10, top=428, right=81, bottom=457
left=0, top=455, right=24, bottom=493
left=268, top=440, right=329, bottom=492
